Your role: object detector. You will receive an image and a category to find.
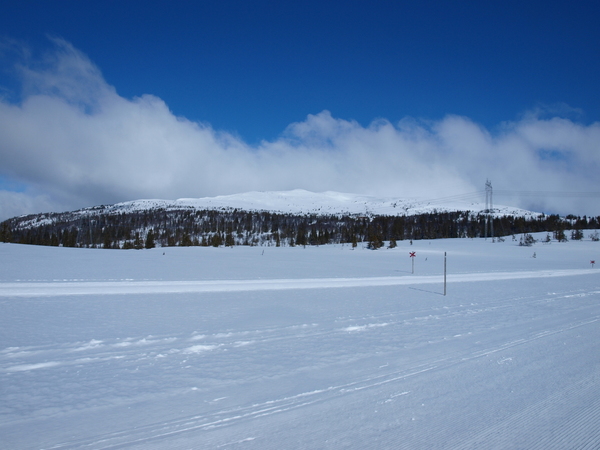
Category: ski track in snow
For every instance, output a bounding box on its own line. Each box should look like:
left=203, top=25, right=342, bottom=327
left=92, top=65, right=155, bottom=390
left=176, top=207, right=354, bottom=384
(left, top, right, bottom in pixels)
left=7, top=314, right=599, bottom=450
left=0, top=268, right=596, bottom=297
left=2, top=286, right=600, bottom=448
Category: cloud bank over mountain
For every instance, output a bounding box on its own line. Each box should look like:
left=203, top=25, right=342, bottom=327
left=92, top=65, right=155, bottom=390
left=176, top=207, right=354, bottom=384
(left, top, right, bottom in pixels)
left=1, top=39, right=599, bottom=220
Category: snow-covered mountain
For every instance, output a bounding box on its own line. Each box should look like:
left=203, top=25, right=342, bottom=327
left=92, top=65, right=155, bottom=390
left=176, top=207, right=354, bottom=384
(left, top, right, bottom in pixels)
left=4, top=189, right=567, bottom=249
left=104, top=189, right=539, bottom=218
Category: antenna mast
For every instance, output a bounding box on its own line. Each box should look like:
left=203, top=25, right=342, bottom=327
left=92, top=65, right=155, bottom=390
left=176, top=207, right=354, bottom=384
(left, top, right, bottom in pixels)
left=485, top=180, right=493, bottom=239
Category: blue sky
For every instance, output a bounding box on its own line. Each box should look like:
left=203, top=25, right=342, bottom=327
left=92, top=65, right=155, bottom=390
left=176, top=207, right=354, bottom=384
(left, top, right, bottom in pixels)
left=0, top=0, right=599, bottom=219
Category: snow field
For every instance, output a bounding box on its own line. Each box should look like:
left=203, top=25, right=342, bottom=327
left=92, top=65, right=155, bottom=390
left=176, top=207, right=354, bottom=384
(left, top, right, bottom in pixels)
left=1, top=233, right=600, bottom=449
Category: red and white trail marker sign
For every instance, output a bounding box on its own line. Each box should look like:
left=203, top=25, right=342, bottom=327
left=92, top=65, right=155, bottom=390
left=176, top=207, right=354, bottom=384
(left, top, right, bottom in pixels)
left=592, top=260, right=596, bottom=268
left=409, top=252, right=416, bottom=273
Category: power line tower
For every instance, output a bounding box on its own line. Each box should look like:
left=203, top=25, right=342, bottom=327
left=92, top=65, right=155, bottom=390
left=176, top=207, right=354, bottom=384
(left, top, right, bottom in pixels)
left=484, top=179, right=493, bottom=239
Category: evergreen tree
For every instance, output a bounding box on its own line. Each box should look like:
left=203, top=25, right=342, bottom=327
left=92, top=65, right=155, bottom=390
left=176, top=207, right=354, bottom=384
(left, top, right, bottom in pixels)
left=210, top=233, right=223, bottom=247
left=133, top=233, right=144, bottom=249
left=180, top=232, right=193, bottom=247
left=554, top=229, right=568, bottom=242
left=296, top=227, right=307, bottom=247
left=0, top=222, right=13, bottom=243
left=367, top=224, right=384, bottom=250
left=519, top=233, right=536, bottom=247
left=103, top=232, right=113, bottom=249
left=145, top=230, right=156, bottom=249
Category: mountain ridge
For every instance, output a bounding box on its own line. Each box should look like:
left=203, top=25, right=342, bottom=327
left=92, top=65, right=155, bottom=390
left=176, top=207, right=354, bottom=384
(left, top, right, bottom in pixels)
left=3, top=189, right=590, bottom=249
left=92, top=189, right=540, bottom=218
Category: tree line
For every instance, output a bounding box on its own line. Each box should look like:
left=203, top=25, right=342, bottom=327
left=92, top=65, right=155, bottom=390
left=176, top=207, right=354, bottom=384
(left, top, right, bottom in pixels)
left=1, top=207, right=598, bottom=249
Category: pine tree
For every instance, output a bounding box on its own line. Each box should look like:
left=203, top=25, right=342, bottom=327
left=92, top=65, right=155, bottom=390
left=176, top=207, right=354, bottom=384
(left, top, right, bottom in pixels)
left=225, top=230, right=235, bottom=247
left=180, top=232, right=193, bottom=247
left=145, top=230, right=156, bottom=249
left=554, top=229, right=567, bottom=242
left=519, top=233, right=536, bottom=246
left=133, top=233, right=144, bottom=249
left=211, top=233, right=223, bottom=247
left=0, top=222, right=13, bottom=243
left=367, top=224, right=384, bottom=250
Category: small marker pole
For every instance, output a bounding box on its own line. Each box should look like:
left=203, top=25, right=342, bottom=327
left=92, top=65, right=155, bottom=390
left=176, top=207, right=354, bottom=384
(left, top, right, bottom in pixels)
left=444, top=252, right=447, bottom=296
left=409, top=252, right=416, bottom=274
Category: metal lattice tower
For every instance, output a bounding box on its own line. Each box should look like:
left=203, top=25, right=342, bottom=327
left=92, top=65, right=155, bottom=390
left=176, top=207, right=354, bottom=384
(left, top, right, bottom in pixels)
left=485, top=180, right=493, bottom=239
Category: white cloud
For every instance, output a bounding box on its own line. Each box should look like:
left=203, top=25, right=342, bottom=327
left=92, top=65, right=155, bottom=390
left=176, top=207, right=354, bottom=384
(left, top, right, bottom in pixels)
left=0, top=190, right=58, bottom=220
left=0, top=39, right=599, bottom=220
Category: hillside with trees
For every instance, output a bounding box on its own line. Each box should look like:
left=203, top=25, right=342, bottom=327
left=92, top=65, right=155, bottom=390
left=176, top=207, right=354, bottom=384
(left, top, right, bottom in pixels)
left=1, top=203, right=597, bottom=249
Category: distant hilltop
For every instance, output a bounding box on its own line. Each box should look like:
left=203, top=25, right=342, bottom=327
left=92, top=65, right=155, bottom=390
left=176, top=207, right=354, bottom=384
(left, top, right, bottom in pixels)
left=1, top=190, right=595, bottom=249
left=98, top=189, right=539, bottom=218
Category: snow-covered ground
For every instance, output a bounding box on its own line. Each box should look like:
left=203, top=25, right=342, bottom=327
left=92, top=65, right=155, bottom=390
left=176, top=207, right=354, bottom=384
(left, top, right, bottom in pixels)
left=1, top=233, right=600, bottom=449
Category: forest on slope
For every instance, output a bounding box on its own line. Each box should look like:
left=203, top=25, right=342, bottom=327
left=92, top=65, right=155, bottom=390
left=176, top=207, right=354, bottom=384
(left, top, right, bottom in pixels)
left=1, top=206, right=598, bottom=249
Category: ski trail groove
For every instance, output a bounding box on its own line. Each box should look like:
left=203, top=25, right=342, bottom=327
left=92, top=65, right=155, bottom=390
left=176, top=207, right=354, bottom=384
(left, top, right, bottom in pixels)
left=1, top=268, right=596, bottom=297
left=42, top=314, right=600, bottom=449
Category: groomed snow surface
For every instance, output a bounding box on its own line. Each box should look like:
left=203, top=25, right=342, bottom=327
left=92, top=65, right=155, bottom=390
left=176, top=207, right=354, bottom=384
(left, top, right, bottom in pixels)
left=1, top=233, right=600, bottom=449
